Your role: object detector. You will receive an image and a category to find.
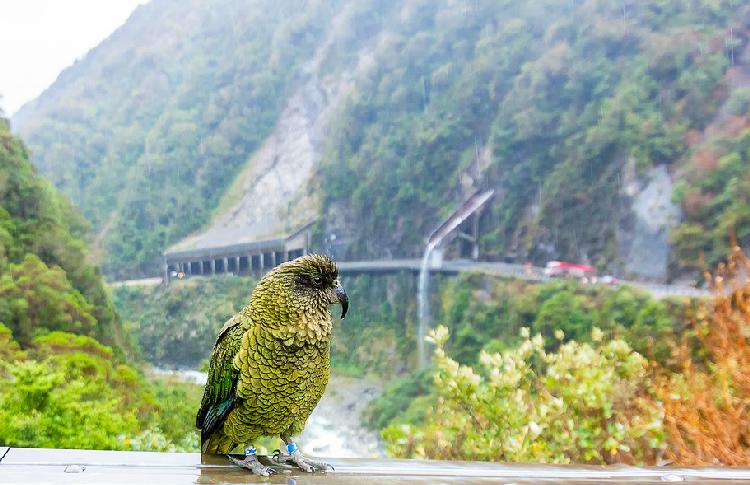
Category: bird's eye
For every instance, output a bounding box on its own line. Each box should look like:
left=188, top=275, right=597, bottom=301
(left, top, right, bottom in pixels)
left=312, top=276, right=322, bottom=286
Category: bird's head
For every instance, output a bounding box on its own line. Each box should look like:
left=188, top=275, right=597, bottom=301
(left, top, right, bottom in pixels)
left=250, top=254, right=348, bottom=323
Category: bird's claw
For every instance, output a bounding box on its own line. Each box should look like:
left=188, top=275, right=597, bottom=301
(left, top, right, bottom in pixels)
left=271, top=449, right=333, bottom=472
left=227, top=454, right=276, bottom=476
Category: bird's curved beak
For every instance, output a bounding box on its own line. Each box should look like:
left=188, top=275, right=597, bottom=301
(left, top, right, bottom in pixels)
left=335, top=282, right=349, bottom=319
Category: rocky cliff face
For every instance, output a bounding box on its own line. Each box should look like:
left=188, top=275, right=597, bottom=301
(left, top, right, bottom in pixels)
left=170, top=52, right=334, bottom=249
left=170, top=3, right=379, bottom=251
left=618, top=164, right=680, bottom=282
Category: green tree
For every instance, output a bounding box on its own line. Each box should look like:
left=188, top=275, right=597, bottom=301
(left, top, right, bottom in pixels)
left=0, top=255, right=97, bottom=346
left=532, top=291, right=594, bottom=346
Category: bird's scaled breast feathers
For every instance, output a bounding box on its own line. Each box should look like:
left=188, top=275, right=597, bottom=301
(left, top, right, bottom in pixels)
left=234, top=315, right=331, bottom=400
left=228, top=334, right=330, bottom=440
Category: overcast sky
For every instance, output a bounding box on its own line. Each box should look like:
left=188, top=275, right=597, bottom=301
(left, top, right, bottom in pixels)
left=0, top=0, right=147, bottom=116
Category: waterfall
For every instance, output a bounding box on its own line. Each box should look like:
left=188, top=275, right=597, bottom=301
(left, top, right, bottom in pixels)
left=417, top=241, right=437, bottom=368
left=414, top=190, right=495, bottom=367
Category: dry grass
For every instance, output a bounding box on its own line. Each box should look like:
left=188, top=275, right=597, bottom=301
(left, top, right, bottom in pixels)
left=659, top=245, right=750, bottom=465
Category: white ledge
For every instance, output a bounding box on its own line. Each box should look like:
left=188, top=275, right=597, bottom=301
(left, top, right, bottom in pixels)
left=1, top=447, right=749, bottom=484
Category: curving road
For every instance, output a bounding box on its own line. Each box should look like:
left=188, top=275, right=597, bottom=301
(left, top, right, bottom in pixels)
left=336, top=259, right=709, bottom=300
left=110, top=259, right=709, bottom=299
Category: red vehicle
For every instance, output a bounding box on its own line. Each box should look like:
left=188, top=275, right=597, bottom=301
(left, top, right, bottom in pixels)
left=544, top=261, right=597, bottom=281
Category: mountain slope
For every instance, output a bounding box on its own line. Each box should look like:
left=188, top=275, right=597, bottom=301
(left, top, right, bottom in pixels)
left=13, top=0, right=343, bottom=277
left=13, top=0, right=750, bottom=281
left=317, top=0, right=750, bottom=279
left=169, top=1, right=375, bottom=252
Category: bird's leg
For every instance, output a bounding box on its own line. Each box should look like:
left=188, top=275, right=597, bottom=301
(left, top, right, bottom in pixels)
left=227, top=446, right=275, bottom=476
left=272, top=437, right=334, bottom=472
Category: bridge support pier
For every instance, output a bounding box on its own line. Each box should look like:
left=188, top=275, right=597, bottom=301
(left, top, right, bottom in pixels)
left=472, top=212, right=480, bottom=260
left=418, top=245, right=436, bottom=369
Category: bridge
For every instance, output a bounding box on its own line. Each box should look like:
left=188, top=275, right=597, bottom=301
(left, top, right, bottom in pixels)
left=337, top=259, right=707, bottom=299
left=134, top=257, right=707, bottom=300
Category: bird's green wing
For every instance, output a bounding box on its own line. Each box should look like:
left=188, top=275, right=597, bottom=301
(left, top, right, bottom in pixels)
left=196, top=313, right=246, bottom=441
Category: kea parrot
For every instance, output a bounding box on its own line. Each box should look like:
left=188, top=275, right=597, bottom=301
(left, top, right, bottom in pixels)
left=196, top=254, right=349, bottom=476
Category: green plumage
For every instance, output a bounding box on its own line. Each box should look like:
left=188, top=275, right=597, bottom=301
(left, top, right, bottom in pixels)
left=196, top=254, right=343, bottom=454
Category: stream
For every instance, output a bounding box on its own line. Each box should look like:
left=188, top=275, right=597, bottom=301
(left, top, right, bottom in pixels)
left=151, top=368, right=386, bottom=458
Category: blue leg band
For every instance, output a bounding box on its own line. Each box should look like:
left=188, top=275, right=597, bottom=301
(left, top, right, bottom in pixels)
left=244, top=447, right=257, bottom=456
left=287, top=442, right=298, bottom=454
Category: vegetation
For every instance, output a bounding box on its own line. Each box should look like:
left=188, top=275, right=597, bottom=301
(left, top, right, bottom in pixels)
left=375, top=247, right=750, bottom=465
left=366, top=275, right=681, bottom=432
left=658, top=246, right=750, bottom=464
left=112, top=277, right=253, bottom=368
left=384, top=326, right=664, bottom=464
left=362, top=369, right=432, bottom=431
left=318, top=0, right=748, bottom=276
left=0, top=116, right=199, bottom=451
left=435, top=275, right=682, bottom=365
left=0, top=116, right=124, bottom=351
left=672, top=128, right=750, bottom=269
left=0, top=325, right=199, bottom=451
left=327, top=274, right=416, bottom=375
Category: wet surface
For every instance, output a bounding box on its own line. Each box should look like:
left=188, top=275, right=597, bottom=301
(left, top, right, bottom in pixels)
left=2, top=448, right=750, bottom=484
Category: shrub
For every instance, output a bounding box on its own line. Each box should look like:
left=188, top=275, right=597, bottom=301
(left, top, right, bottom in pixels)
left=383, top=326, right=664, bottom=464
left=659, top=245, right=750, bottom=464
left=0, top=328, right=199, bottom=451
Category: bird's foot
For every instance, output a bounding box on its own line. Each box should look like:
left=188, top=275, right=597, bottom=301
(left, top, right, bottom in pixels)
left=272, top=443, right=333, bottom=473
left=227, top=451, right=275, bottom=476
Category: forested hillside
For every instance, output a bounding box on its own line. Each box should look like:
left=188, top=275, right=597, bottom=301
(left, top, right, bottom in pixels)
left=13, top=0, right=750, bottom=280
left=0, top=116, right=123, bottom=350
left=319, top=0, right=749, bottom=275
left=13, top=0, right=343, bottom=277
left=0, top=115, right=198, bottom=450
